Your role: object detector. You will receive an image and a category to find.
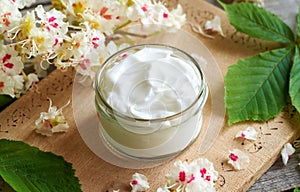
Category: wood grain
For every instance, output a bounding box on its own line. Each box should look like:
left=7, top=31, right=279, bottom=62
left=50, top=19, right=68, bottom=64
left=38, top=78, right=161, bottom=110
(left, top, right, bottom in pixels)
left=1, top=1, right=300, bottom=192
left=249, top=150, right=300, bottom=191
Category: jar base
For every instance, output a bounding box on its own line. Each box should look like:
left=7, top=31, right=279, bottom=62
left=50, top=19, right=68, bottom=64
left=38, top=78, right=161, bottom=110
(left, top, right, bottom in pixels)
left=98, top=115, right=203, bottom=161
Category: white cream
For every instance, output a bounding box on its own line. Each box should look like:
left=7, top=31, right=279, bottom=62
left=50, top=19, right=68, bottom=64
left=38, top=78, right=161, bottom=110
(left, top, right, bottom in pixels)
left=97, top=45, right=207, bottom=159
left=103, top=47, right=200, bottom=120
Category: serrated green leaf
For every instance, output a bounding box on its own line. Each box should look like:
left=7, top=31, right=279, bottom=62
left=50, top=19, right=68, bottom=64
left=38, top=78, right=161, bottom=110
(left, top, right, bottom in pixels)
left=0, top=139, right=82, bottom=192
left=290, top=45, right=300, bottom=112
left=225, top=46, right=294, bottom=125
left=219, top=1, right=294, bottom=43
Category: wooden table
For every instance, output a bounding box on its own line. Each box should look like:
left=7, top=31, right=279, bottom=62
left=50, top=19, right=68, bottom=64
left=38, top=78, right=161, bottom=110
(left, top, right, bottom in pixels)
left=1, top=0, right=300, bottom=191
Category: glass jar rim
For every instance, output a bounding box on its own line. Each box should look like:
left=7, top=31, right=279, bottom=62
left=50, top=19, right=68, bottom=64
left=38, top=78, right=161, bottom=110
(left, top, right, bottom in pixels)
left=95, top=43, right=207, bottom=122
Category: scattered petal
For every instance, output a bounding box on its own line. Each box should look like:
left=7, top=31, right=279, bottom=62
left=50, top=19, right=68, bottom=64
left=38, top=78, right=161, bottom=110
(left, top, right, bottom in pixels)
left=204, top=15, right=225, bottom=37
left=281, top=143, right=295, bottom=166
left=189, top=22, right=214, bottom=39
left=35, top=98, right=70, bottom=136
left=228, top=149, right=250, bottom=170
left=235, top=126, right=257, bottom=141
left=130, top=173, right=150, bottom=192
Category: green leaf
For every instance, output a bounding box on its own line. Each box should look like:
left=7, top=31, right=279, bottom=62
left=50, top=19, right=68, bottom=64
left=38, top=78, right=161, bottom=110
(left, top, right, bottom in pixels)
left=0, top=95, right=15, bottom=111
left=298, top=5, right=300, bottom=40
left=219, top=1, right=295, bottom=43
left=290, top=45, right=300, bottom=112
left=0, top=176, right=15, bottom=192
left=0, top=139, right=82, bottom=192
left=225, top=46, right=294, bottom=125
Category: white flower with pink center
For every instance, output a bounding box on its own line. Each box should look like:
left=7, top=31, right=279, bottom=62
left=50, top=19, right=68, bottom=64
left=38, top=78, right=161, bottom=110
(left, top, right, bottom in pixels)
left=228, top=149, right=250, bottom=170
left=75, top=50, right=102, bottom=85
left=140, top=2, right=185, bottom=32
left=0, top=0, right=186, bottom=99
left=26, top=28, right=57, bottom=57
left=235, top=126, right=257, bottom=141
left=126, top=0, right=185, bottom=33
left=0, top=45, right=23, bottom=76
left=281, top=143, right=295, bottom=166
left=52, top=25, right=105, bottom=72
left=14, top=11, right=48, bottom=57
left=0, top=1, right=22, bottom=35
left=163, top=158, right=218, bottom=192
left=82, top=5, right=124, bottom=35
left=0, top=72, right=14, bottom=97
left=35, top=5, right=68, bottom=36
left=35, top=99, right=70, bottom=137
left=130, top=173, right=150, bottom=192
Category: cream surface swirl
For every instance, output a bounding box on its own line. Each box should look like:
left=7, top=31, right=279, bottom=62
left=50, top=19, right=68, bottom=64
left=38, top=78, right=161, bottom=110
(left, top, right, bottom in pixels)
left=102, top=46, right=201, bottom=120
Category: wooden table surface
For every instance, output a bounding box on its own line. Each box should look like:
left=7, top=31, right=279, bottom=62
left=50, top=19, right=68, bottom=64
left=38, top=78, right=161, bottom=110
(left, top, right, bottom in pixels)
left=1, top=0, right=300, bottom=192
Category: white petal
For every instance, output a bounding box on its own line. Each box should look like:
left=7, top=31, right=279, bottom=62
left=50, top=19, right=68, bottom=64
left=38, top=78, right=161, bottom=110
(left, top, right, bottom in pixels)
left=281, top=143, right=295, bottom=165
left=204, top=16, right=225, bottom=37
left=228, top=149, right=250, bottom=170
left=130, top=173, right=150, bottom=192
left=25, top=73, right=39, bottom=90
left=156, top=185, right=170, bottom=192
left=235, top=126, right=257, bottom=141
left=51, top=123, right=69, bottom=133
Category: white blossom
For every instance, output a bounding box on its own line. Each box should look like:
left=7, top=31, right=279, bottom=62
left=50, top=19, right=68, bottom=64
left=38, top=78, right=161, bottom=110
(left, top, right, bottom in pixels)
left=228, top=149, right=250, bottom=170
left=0, top=0, right=186, bottom=100
left=130, top=173, right=150, bottom=192
left=35, top=99, right=70, bottom=136
left=0, top=72, right=15, bottom=97
left=0, top=45, right=24, bottom=76
left=235, top=126, right=257, bottom=141
left=0, top=0, right=23, bottom=36
left=162, top=158, right=218, bottom=192
left=9, top=0, right=36, bottom=9
left=0, top=71, right=26, bottom=98
left=281, top=143, right=295, bottom=165
left=35, top=5, right=69, bottom=36
left=139, top=2, right=185, bottom=33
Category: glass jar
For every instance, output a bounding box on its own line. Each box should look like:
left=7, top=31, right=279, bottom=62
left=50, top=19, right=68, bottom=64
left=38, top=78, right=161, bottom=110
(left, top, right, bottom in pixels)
left=94, top=44, right=208, bottom=160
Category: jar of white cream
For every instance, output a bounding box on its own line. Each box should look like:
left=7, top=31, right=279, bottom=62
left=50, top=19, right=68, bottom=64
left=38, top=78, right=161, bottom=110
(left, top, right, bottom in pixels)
left=95, top=44, right=208, bottom=160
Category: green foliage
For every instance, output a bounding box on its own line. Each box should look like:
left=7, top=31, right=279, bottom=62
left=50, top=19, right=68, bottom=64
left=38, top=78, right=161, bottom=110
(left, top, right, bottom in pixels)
left=0, top=139, right=82, bottom=192
left=219, top=1, right=300, bottom=125
left=220, top=1, right=294, bottom=43
left=0, top=95, right=15, bottom=111
left=289, top=45, right=300, bottom=113
left=225, top=47, right=294, bottom=124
